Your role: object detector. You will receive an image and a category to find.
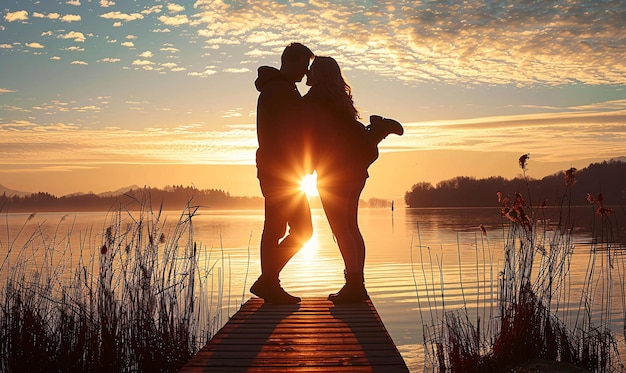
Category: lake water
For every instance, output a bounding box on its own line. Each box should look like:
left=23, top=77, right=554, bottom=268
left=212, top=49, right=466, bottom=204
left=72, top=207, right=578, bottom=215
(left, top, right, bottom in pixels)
left=1, top=206, right=625, bottom=371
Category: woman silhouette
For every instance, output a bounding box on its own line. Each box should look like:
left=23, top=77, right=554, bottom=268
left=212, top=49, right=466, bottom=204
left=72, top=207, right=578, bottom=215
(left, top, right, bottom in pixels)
left=302, top=56, right=403, bottom=304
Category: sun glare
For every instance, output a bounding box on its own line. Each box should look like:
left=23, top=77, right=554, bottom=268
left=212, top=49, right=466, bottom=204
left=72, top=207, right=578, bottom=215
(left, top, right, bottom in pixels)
left=300, top=172, right=319, bottom=197
left=299, top=232, right=319, bottom=261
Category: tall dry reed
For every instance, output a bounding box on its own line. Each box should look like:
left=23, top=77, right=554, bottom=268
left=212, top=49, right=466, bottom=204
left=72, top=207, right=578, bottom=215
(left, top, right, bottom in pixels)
left=0, top=195, right=225, bottom=372
left=416, top=155, right=626, bottom=372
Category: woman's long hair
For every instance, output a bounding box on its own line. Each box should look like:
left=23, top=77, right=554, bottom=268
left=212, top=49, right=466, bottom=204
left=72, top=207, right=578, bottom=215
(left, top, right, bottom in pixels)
left=307, top=56, right=360, bottom=121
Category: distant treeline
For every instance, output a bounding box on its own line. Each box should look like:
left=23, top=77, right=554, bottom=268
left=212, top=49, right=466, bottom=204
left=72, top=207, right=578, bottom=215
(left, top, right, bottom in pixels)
left=404, top=160, right=626, bottom=208
left=0, top=185, right=264, bottom=213
left=0, top=185, right=395, bottom=213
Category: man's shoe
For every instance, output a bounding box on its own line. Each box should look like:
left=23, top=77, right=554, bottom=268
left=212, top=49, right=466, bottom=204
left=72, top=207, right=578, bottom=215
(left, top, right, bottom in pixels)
left=251, top=277, right=301, bottom=305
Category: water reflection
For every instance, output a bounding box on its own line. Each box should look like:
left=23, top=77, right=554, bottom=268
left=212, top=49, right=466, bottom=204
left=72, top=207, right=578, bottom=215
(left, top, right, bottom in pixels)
left=1, top=206, right=625, bottom=371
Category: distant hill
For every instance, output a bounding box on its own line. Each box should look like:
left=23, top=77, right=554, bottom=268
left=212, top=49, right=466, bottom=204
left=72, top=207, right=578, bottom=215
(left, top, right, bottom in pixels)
left=0, top=185, right=264, bottom=212
left=0, top=184, right=31, bottom=198
left=405, top=159, right=626, bottom=208
left=98, top=185, right=142, bottom=197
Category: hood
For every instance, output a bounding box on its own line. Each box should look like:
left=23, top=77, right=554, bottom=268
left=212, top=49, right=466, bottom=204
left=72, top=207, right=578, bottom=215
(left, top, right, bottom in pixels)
left=254, top=66, right=288, bottom=92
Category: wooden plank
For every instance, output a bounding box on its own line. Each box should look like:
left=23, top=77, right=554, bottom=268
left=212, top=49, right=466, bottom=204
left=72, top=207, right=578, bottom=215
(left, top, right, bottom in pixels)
left=179, top=297, right=409, bottom=373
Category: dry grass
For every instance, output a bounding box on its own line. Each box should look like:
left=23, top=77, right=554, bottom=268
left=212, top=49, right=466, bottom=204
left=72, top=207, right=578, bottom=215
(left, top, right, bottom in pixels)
left=416, top=159, right=626, bottom=372
left=0, top=195, right=226, bottom=372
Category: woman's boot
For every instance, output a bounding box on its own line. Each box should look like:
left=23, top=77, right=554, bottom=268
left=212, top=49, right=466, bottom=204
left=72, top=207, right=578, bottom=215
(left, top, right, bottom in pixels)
left=328, top=272, right=369, bottom=304
left=367, top=115, right=404, bottom=143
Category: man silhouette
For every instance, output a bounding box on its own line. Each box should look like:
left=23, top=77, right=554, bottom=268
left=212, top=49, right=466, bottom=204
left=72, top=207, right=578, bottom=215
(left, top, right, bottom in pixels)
left=251, top=43, right=314, bottom=304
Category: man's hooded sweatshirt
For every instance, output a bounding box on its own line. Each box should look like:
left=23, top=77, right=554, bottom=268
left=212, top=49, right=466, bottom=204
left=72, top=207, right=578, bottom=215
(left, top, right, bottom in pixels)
left=255, top=66, right=311, bottom=183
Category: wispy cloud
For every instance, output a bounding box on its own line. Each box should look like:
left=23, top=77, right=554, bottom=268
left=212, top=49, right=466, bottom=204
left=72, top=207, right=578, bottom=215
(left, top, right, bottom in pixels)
left=58, top=31, right=86, bottom=42
left=2, top=101, right=625, bottom=167
left=61, top=14, right=81, bottom=22
left=3, top=1, right=624, bottom=86
left=100, top=11, right=144, bottom=22
left=391, top=106, right=626, bottom=163
left=0, top=125, right=258, bottom=165
left=158, top=14, right=190, bottom=26
left=33, top=12, right=81, bottom=22
left=187, top=67, right=217, bottom=77
left=4, top=10, right=29, bottom=22
left=223, top=67, right=250, bottom=73
left=132, top=59, right=153, bottom=66
left=187, top=0, right=626, bottom=86
left=142, top=5, right=162, bottom=15
left=167, top=4, right=185, bottom=13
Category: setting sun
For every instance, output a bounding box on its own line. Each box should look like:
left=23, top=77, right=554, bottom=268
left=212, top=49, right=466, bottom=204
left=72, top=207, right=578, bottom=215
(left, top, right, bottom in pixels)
left=300, top=172, right=319, bottom=197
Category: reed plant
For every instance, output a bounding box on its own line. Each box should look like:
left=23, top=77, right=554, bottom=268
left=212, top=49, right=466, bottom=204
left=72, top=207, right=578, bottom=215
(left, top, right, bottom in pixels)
left=416, top=155, right=626, bottom=372
left=0, top=195, right=225, bottom=372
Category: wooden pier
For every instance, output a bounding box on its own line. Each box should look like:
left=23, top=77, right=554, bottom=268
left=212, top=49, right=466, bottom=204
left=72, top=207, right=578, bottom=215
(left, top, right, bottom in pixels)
left=179, top=297, right=409, bottom=372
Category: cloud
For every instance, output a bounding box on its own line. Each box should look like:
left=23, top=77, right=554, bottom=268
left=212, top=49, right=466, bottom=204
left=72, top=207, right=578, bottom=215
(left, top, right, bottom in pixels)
left=26, top=42, right=45, bottom=49
left=100, top=0, right=115, bottom=7
left=0, top=88, right=16, bottom=93
left=59, top=31, right=86, bottom=42
left=222, top=109, right=243, bottom=118
left=187, top=68, right=217, bottom=77
left=160, top=46, right=179, bottom=53
left=167, top=4, right=185, bottom=13
left=74, top=105, right=100, bottom=112
left=66, top=0, right=81, bottom=6
left=0, top=120, right=39, bottom=130
left=98, top=57, right=120, bottom=63
left=160, top=62, right=185, bottom=72
left=33, top=12, right=80, bottom=22
left=0, top=44, right=13, bottom=49
left=139, top=51, right=153, bottom=58
left=11, top=106, right=619, bottom=168
left=187, top=1, right=626, bottom=87
left=0, top=126, right=258, bottom=165
left=132, top=59, right=154, bottom=66
left=51, top=56, right=61, bottom=60
left=1, top=104, right=31, bottom=113
left=71, top=60, right=88, bottom=65
left=142, top=6, right=162, bottom=15
left=121, top=41, right=135, bottom=47
left=223, top=67, right=250, bottom=73
left=388, top=103, right=626, bottom=163
left=61, top=14, right=81, bottom=22
left=100, top=11, right=144, bottom=22
left=4, top=10, right=28, bottom=22
left=158, top=14, right=190, bottom=26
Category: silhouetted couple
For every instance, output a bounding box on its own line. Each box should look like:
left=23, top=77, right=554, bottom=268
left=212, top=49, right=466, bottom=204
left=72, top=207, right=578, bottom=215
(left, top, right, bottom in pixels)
left=251, top=43, right=403, bottom=305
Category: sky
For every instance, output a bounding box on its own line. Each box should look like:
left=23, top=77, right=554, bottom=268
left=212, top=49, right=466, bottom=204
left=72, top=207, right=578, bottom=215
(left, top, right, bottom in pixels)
left=1, top=0, right=625, bottom=201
